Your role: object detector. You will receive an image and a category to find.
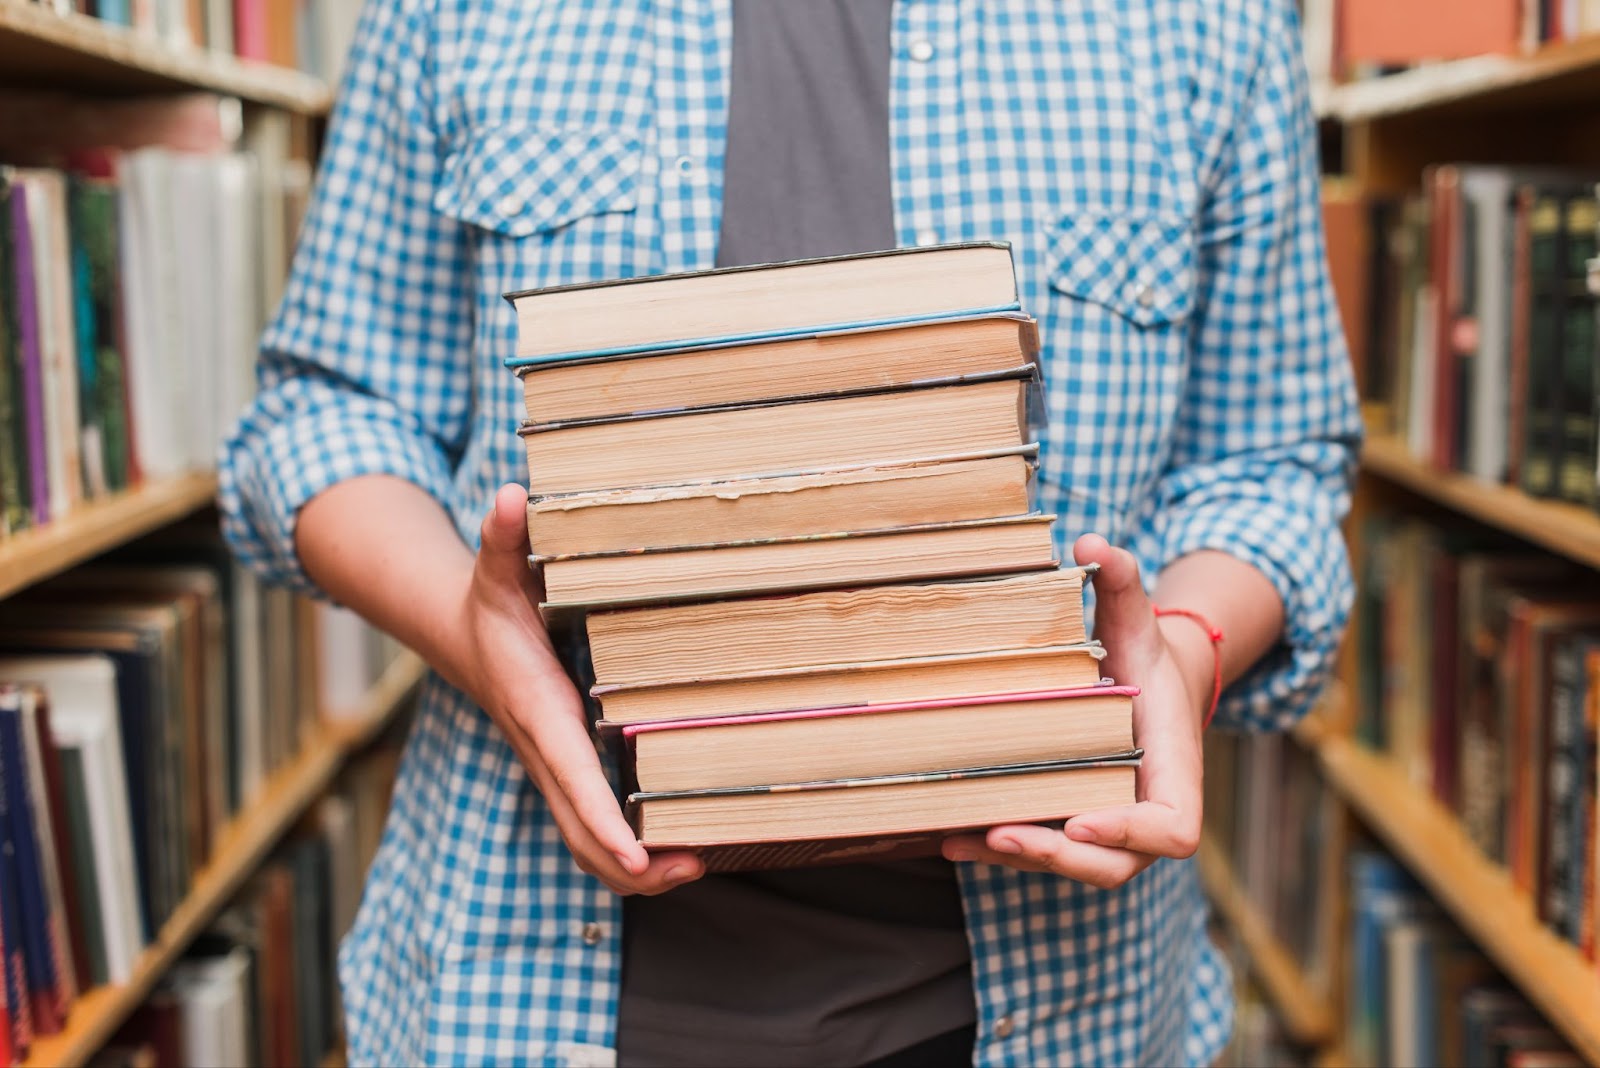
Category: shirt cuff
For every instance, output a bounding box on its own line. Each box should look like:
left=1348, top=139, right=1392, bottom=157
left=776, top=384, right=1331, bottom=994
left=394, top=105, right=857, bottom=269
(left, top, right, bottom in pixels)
left=219, top=391, right=458, bottom=595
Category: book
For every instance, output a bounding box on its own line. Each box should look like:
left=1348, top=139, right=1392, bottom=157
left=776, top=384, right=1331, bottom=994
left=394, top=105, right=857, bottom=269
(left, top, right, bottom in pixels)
left=538, top=514, right=1058, bottom=611
left=585, top=566, right=1091, bottom=688
left=526, top=448, right=1036, bottom=558
left=0, top=692, right=64, bottom=1034
left=16, top=687, right=83, bottom=1003
left=503, top=243, right=1019, bottom=366
left=592, top=643, right=1106, bottom=726
left=55, top=745, right=106, bottom=988
left=168, top=946, right=251, bottom=1068
left=519, top=372, right=1032, bottom=496
left=625, top=686, right=1136, bottom=793
left=516, top=312, right=1039, bottom=425
left=627, top=753, right=1140, bottom=866
left=8, top=175, right=51, bottom=528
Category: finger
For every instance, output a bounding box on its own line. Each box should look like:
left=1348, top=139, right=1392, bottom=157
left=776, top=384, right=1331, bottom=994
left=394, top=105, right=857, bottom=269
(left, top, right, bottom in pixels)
left=1065, top=802, right=1200, bottom=859
left=525, top=696, right=654, bottom=874
left=1073, top=534, right=1161, bottom=661
left=944, top=826, right=1152, bottom=889
left=478, top=482, right=536, bottom=588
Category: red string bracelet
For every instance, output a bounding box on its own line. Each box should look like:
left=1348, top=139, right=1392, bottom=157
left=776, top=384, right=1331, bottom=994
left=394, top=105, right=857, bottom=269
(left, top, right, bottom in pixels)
left=1152, top=607, right=1224, bottom=729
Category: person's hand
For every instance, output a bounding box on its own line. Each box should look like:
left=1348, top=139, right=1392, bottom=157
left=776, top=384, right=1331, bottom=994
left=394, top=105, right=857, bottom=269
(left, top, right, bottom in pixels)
left=941, top=533, right=1206, bottom=887
left=452, top=483, right=704, bottom=896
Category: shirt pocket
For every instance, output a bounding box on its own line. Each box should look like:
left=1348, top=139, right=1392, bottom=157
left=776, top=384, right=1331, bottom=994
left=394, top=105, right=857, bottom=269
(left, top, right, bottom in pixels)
left=434, top=121, right=644, bottom=238
left=1045, top=209, right=1196, bottom=328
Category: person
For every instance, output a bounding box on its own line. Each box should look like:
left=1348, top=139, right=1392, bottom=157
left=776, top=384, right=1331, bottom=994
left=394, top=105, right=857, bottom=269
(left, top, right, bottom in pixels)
left=219, top=1, right=1361, bottom=1064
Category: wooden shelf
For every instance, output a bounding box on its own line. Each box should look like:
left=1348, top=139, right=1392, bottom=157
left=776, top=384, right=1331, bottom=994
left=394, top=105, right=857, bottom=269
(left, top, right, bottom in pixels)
left=1361, top=435, right=1600, bottom=571
left=1321, top=35, right=1600, bottom=123
left=0, top=474, right=218, bottom=602
left=1198, top=840, right=1337, bottom=1047
left=0, top=0, right=332, bottom=113
left=1315, top=735, right=1600, bottom=1066
left=21, top=651, right=425, bottom=1068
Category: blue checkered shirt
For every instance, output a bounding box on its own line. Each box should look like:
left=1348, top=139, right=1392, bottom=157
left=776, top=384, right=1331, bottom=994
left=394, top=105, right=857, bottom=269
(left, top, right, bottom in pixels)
left=219, top=1, right=1360, bottom=1063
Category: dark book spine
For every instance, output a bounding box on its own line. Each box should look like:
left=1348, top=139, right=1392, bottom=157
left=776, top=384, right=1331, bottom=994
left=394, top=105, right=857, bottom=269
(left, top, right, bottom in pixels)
left=65, top=176, right=106, bottom=499
left=1521, top=194, right=1564, bottom=497
left=0, top=174, right=32, bottom=535
left=9, top=181, right=49, bottom=527
left=67, top=178, right=129, bottom=493
left=1558, top=196, right=1599, bottom=506
left=1544, top=635, right=1584, bottom=936
left=0, top=704, right=61, bottom=1033
left=56, top=746, right=107, bottom=987
left=28, top=698, right=88, bottom=1001
left=0, top=697, right=34, bottom=1055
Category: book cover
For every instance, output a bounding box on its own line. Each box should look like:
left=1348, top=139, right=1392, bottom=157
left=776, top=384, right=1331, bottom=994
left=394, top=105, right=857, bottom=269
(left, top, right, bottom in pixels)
left=0, top=696, right=63, bottom=1033
left=503, top=242, right=1020, bottom=367
left=0, top=695, right=34, bottom=1054
left=55, top=745, right=107, bottom=987
left=0, top=174, right=32, bottom=535
left=66, top=176, right=129, bottom=494
left=16, top=689, right=79, bottom=1006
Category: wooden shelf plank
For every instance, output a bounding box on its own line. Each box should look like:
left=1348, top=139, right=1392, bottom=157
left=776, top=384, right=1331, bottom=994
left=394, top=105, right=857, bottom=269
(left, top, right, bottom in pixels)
left=1316, top=736, right=1600, bottom=1066
left=1321, top=35, right=1600, bottom=122
left=1361, top=435, right=1600, bottom=571
left=0, top=0, right=332, bottom=113
left=1198, top=840, right=1337, bottom=1046
left=20, top=652, right=425, bottom=1068
left=0, top=474, right=218, bottom=602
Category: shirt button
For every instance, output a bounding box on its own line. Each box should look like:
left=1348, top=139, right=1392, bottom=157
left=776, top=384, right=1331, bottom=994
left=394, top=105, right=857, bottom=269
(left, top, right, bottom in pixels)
left=581, top=922, right=605, bottom=946
left=916, top=228, right=941, bottom=247
left=1134, top=285, right=1156, bottom=308
left=497, top=195, right=523, bottom=217
left=994, top=1014, right=1016, bottom=1039
left=909, top=39, right=935, bottom=62
left=674, top=155, right=696, bottom=176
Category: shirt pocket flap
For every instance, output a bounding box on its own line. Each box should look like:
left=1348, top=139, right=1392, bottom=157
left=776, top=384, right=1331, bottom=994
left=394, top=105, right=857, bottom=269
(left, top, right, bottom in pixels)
left=1047, top=210, right=1196, bottom=327
left=435, top=123, right=643, bottom=237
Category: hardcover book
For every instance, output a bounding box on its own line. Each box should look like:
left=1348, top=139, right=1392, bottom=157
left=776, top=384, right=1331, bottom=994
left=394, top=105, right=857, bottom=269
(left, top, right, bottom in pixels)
left=622, top=686, right=1136, bottom=793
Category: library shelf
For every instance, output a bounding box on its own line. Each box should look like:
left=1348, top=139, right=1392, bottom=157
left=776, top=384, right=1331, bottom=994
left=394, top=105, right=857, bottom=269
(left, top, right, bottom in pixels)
left=1196, top=840, right=1337, bottom=1047
left=20, top=651, right=425, bottom=1068
left=1314, top=735, right=1600, bottom=1066
left=1361, top=434, right=1600, bottom=572
left=0, top=0, right=332, bottom=114
left=0, top=473, right=219, bottom=602
left=1319, top=33, right=1600, bottom=123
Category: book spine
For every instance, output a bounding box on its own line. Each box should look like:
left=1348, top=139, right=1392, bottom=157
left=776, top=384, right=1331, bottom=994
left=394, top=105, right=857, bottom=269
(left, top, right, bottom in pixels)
left=10, top=184, right=50, bottom=528
left=0, top=703, right=34, bottom=1055
left=21, top=697, right=79, bottom=1005
left=1558, top=196, right=1599, bottom=506
left=56, top=747, right=107, bottom=987
left=0, top=175, right=32, bottom=535
left=66, top=176, right=107, bottom=499
left=0, top=706, right=61, bottom=1034
left=1521, top=194, right=1564, bottom=497
left=1582, top=647, right=1600, bottom=959
left=232, top=0, right=269, bottom=60
left=1545, top=636, right=1584, bottom=936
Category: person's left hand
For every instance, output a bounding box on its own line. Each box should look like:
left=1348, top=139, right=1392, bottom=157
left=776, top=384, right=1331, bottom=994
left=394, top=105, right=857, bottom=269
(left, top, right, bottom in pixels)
left=941, top=533, right=1207, bottom=887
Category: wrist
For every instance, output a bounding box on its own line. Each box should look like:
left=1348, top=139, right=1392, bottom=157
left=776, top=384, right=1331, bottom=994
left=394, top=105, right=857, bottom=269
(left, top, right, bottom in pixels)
left=1156, top=612, right=1220, bottom=724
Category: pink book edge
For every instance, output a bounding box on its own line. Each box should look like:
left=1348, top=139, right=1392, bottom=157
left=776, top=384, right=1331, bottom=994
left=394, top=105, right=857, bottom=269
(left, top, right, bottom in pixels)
left=620, top=685, right=1139, bottom=738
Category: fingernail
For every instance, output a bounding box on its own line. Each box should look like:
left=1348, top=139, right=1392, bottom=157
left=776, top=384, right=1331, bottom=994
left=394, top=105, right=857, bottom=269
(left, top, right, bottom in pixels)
left=991, top=837, right=1022, bottom=855
left=664, top=863, right=696, bottom=883
left=614, top=850, right=642, bottom=875
left=1066, top=824, right=1098, bottom=843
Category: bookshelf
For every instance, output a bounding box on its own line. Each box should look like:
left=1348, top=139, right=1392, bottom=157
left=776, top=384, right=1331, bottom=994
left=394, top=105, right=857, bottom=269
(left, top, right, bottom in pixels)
left=1361, top=434, right=1600, bottom=571
left=18, top=651, right=425, bottom=1068
left=1315, top=733, right=1600, bottom=1066
left=0, top=474, right=218, bottom=601
left=1197, top=840, right=1337, bottom=1047
left=0, top=0, right=332, bottom=114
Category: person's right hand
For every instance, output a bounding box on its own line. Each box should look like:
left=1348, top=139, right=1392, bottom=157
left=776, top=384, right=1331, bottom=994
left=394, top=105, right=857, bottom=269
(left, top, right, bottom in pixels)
left=452, top=482, right=705, bottom=896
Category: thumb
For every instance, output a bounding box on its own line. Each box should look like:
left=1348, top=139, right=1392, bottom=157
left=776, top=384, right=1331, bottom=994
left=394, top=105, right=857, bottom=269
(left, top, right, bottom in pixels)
left=477, top=483, right=534, bottom=585
left=1074, top=533, right=1159, bottom=652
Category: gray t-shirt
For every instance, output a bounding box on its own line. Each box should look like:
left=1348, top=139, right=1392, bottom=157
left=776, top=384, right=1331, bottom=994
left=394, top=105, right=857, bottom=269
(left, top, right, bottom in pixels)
left=615, top=4, right=976, bottom=1066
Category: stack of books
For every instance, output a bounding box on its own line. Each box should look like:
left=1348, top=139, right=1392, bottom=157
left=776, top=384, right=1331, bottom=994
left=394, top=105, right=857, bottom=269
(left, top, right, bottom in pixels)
left=506, top=244, right=1141, bottom=871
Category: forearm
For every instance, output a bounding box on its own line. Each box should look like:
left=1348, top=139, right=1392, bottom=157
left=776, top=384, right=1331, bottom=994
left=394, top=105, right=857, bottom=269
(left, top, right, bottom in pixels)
left=295, top=474, right=478, bottom=693
left=1152, top=550, right=1285, bottom=714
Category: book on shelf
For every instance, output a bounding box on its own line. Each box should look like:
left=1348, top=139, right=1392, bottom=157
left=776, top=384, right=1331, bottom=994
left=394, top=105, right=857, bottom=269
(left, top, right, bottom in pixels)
left=1358, top=511, right=1600, bottom=960
left=502, top=241, right=1142, bottom=871
left=1345, top=849, right=1585, bottom=1068
left=624, top=687, right=1137, bottom=793
left=0, top=92, right=308, bottom=539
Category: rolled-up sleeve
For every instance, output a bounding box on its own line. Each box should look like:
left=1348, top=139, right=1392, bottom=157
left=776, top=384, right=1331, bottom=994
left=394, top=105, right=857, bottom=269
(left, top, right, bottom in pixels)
left=219, top=0, right=470, bottom=593
left=1135, top=1, right=1361, bottom=731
